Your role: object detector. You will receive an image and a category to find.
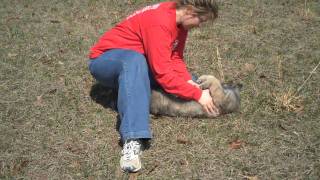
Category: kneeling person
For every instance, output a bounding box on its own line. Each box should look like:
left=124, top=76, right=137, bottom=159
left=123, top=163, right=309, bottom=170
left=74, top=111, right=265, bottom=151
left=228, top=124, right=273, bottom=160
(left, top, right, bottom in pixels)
left=88, top=0, right=219, bottom=172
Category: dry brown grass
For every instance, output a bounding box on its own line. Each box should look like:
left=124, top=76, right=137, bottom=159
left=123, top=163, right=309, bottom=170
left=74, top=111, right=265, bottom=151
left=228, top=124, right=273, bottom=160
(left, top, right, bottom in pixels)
left=272, top=88, right=304, bottom=112
left=1, top=0, right=320, bottom=179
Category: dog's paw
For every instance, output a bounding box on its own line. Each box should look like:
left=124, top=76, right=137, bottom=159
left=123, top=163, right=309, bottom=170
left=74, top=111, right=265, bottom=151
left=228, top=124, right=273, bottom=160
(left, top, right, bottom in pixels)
left=196, top=75, right=220, bottom=90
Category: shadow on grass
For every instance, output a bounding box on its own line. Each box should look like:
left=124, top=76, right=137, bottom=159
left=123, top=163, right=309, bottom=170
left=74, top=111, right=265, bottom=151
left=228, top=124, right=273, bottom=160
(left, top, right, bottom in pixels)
left=89, top=83, right=118, bottom=111
left=89, top=83, right=122, bottom=143
left=89, top=83, right=151, bottom=149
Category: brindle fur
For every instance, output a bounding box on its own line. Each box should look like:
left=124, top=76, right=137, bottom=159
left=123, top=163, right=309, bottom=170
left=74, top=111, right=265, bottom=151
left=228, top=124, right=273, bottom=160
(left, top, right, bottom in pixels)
left=150, top=75, right=240, bottom=118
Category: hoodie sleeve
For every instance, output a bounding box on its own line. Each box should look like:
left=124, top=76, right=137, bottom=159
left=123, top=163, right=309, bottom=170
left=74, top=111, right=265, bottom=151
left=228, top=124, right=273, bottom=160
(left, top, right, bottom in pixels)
left=170, top=29, right=193, bottom=81
left=142, top=25, right=202, bottom=100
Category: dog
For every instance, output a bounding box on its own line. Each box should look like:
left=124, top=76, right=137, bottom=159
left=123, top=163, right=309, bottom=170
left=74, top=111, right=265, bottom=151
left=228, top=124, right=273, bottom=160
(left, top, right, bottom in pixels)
left=150, top=75, right=241, bottom=118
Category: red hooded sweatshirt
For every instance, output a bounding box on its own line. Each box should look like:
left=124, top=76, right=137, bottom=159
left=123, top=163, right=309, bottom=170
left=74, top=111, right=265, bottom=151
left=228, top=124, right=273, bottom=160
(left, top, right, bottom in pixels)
left=89, top=2, right=202, bottom=101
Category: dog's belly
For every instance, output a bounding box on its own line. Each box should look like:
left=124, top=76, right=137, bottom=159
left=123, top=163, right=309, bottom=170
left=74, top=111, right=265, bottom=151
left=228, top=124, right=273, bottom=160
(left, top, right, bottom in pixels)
left=150, top=89, right=218, bottom=118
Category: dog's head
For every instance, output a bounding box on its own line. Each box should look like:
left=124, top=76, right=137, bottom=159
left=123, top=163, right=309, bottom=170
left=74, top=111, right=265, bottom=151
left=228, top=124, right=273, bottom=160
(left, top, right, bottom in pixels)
left=220, top=83, right=242, bottom=114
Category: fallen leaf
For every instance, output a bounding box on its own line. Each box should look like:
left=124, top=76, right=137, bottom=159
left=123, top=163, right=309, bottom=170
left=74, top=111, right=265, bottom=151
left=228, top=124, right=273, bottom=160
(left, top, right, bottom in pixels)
left=177, top=134, right=191, bottom=144
left=278, top=124, right=287, bottom=131
left=57, top=76, right=65, bottom=86
left=252, top=26, right=257, bottom=34
left=294, top=105, right=304, bottom=115
left=179, top=159, right=189, bottom=166
left=259, top=74, right=266, bottom=79
left=244, top=63, right=256, bottom=73
left=33, top=95, right=45, bottom=107
left=83, top=14, right=89, bottom=19
left=8, top=53, right=18, bottom=58
left=13, top=160, right=29, bottom=175
left=229, top=139, right=244, bottom=150
left=48, top=88, right=57, bottom=94
left=59, top=48, right=65, bottom=53
left=244, top=175, right=259, bottom=180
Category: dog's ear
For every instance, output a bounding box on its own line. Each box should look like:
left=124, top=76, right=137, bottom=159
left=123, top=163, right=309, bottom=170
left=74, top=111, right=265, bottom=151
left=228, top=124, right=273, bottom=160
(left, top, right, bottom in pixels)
left=220, top=86, right=241, bottom=113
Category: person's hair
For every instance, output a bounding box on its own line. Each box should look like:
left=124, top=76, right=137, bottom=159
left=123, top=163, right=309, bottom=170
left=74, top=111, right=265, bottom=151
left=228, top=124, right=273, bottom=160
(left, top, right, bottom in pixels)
left=174, top=0, right=219, bottom=19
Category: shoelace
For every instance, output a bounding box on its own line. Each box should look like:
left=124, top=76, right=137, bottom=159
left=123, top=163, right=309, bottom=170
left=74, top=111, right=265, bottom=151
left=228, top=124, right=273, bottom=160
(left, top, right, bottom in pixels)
left=122, top=141, right=141, bottom=160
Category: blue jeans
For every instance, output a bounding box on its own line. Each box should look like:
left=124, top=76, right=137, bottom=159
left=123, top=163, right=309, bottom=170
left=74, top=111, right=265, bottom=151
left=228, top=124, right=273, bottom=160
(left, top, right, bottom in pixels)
left=88, top=49, right=155, bottom=141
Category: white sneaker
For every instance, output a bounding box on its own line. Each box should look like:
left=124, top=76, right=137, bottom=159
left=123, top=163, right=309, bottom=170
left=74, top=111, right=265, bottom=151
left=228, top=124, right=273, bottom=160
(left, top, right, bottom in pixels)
left=120, top=139, right=142, bottom=172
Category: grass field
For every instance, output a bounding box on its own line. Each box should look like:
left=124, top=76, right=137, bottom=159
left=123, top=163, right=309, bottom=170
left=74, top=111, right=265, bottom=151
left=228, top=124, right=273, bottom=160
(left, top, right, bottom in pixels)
left=1, top=0, right=319, bottom=179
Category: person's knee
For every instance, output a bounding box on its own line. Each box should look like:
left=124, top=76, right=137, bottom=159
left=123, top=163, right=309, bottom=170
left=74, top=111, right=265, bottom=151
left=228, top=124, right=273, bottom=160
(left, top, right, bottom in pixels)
left=127, top=58, right=149, bottom=76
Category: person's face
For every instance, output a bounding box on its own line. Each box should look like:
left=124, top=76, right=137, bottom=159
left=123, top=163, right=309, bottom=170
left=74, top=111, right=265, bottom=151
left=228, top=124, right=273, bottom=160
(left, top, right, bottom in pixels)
left=180, top=12, right=210, bottom=30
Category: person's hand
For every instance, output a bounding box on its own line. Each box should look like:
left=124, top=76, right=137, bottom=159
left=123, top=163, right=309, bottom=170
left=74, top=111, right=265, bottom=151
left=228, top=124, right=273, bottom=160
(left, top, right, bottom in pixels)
left=198, top=89, right=219, bottom=116
left=187, top=80, right=200, bottom=88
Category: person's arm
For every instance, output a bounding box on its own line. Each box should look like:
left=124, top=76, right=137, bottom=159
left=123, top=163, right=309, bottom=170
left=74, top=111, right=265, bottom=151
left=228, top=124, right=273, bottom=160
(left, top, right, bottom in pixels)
left=142, top=25, right=202, bottom=100
left=171, top=29, right=219, bottom=115
left=170, top=29, right=193, bottom=81
left=142, top=25, right=219, bottom=115
left=170, top=30, right=202, bottom=88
